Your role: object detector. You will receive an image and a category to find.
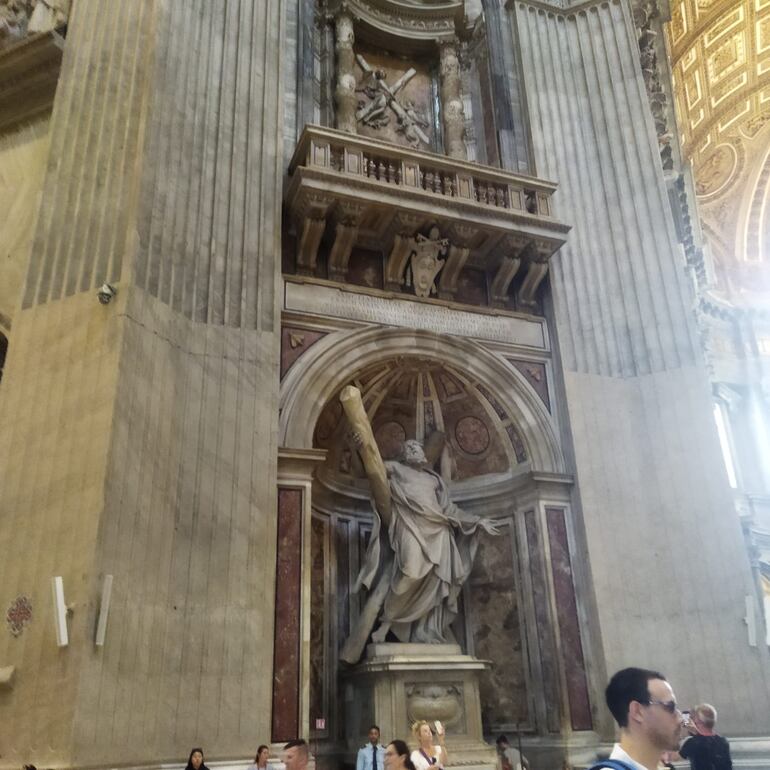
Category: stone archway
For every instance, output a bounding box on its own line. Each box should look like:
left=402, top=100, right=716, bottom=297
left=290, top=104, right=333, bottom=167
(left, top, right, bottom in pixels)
left=279, top=325, right=565, bottom=474
left=271, top=325, right=594, bottom=760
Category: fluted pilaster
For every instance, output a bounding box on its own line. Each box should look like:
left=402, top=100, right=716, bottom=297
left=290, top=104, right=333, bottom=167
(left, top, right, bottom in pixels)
left=516, top=0, right=699, bottom=378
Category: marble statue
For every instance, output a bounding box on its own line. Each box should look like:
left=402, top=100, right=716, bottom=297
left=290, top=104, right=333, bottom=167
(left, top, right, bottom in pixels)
left=339, top=386, right=500, bottom=663
left=0, top=0, right=69, bottom=48
left=0, top=0, right=31, bottom=48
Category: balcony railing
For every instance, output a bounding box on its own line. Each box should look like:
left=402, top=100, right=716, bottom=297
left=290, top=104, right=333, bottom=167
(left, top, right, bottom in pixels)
left=285, top=125, right=571, bottom=309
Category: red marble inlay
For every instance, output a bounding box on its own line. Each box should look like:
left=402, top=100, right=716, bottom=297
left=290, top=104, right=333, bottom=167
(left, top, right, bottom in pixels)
left=546, top=507, right=592, bottom=730
left=272, top=488, right=303, bottom=742
left=280, top=327, right=327, bottom=379
left=524, top=511, right=561, bottom=733
left=508, top=359, right=550, bottom=412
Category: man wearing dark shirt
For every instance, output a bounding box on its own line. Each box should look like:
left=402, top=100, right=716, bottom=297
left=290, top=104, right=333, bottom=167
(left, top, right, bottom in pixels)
left=679, top=704, right=732, bottom=770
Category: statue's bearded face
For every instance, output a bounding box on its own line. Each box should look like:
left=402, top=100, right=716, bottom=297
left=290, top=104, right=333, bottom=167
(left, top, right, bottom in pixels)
left=402, top=440, right=427, bottom=465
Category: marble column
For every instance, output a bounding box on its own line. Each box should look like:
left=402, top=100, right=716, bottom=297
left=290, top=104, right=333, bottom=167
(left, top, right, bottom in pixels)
left=334, top=11, right=357, bottom=134
left=439, top=39, right=467, bottom=160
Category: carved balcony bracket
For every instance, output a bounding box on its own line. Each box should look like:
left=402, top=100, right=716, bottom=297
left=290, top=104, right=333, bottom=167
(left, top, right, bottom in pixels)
left=490, top=234, right=530, bottom=306
left=293, top=191, right=334, bottom=275
left=328, top=201, right=367, bottom=281
left=517, top=240, right=553, bottom=310
left=384, top=211, right=423, bottom=290
left=438, top=223, right=477, bottom=299
left=491, top=258, right=521, bottom=307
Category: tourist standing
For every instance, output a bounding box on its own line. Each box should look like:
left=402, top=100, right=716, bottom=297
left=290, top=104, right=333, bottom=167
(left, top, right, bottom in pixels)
left=385, top=740, right=417, bottom=770
left=589, top=667, right=685, bottom=770
left=185, top=749, right=209, bottom=770
left=283, top=739, right=309, bottom=770
left=679, top=704, right=732, bottom=770
left=248, top=744, right=273, bottom=770
left=410, top=720, right=448, bottom=770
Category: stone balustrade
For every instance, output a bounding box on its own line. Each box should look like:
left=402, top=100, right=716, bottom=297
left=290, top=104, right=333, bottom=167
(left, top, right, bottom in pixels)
left=285, top=124, right=571, bottom=309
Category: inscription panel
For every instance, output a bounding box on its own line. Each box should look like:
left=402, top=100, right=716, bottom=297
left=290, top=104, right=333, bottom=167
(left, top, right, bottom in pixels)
left=285, top=281, right=547, bottom=349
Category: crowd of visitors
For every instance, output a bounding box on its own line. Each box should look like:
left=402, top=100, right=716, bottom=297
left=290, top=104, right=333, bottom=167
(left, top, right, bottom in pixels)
left=173, top=673, right=730, bottom=770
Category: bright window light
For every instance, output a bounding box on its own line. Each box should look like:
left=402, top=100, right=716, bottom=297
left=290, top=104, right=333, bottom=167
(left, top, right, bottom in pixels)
left=713, top=402, right=738, bottom=489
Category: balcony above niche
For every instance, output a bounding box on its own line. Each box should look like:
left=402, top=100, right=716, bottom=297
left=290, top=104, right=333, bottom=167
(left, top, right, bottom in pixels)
left=285, top=125, right=571, bottom=310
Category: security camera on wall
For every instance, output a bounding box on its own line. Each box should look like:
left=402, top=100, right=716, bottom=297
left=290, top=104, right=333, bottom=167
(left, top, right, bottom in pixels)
left=51, top=576, right=68, bottom=647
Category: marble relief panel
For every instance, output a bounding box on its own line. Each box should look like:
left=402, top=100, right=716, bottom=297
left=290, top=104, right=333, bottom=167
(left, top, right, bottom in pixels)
left=467, top=524, right=529, bottom=730
left=353, top=44, right=437, bottom=150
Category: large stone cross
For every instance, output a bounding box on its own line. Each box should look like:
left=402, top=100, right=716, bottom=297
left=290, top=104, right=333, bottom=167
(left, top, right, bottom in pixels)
left=355, top=53, right=430, bottom=146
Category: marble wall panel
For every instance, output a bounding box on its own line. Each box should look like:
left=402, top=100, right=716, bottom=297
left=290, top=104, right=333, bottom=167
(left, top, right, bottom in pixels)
left=467, top=525, right=530, bottom=730
left=545, top=507, right=592, bottom=731
left=281, top=326, right=328, bottom=378
left=273, top=488, right=303, bottom=742
left=524, top=511, right=561, bottom=733
left=309, top=514, right=328, bottom=737
left=507, top=359, right=550, bottom=412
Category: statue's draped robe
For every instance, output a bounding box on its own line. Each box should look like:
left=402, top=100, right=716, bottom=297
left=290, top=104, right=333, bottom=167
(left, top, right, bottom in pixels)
left=356, top=461, right=486, bottom=643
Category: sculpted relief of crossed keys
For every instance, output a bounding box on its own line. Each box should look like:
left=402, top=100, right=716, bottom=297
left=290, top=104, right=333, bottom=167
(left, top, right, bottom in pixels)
left=355, top=53, right=430, bottom=147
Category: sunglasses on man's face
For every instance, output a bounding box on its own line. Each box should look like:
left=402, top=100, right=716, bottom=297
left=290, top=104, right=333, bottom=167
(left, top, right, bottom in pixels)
left=645, top=699, right=680, bottom=714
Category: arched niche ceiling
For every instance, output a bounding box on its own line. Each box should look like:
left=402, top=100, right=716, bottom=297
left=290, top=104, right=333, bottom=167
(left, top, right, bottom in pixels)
left=666, top=0, right=770, bottom=299
left=312, top=357, right=529, bottom=485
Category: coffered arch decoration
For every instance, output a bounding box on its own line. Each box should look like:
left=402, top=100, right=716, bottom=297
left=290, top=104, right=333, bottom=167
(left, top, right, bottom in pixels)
left=740, top=139, right=770, bottom=262
left=279, top=326, right=564, bottom=475
left=667, top=0, right=770, bottom=288
left=667, top=0, right=770, bottom=161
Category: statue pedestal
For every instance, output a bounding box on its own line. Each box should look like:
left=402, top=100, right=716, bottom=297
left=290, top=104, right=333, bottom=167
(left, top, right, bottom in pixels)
left=343, top=643, right=498, bottom=770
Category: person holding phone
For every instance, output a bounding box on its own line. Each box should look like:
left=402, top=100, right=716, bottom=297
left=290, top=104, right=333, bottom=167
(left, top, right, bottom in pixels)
left=410, top=720, right=448, bottom=770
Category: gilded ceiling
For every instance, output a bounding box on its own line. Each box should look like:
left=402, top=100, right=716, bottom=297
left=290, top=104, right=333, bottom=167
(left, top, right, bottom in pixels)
left=666, top=0, right=770, bottom=299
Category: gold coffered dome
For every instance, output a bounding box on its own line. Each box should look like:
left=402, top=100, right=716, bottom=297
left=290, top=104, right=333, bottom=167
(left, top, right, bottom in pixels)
left=667, top=0, right=770, bottom=297
left=668, top=0, right=770, bottom=157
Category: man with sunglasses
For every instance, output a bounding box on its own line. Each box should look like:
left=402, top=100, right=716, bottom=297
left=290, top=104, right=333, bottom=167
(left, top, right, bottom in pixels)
left=592, top=667, right=685, bottom=770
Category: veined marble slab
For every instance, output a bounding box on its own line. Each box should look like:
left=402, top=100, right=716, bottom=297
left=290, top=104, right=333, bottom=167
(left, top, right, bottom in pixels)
left=284, top=280, right=548, bottom=349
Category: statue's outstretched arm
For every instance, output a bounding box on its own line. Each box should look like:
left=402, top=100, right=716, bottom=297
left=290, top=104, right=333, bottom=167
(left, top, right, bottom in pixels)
left=340, top=385, right=392, bottom=527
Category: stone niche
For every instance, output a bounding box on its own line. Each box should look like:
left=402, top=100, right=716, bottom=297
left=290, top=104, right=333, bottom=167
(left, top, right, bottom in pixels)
left=304, top=356, right=558, bottom=766
left=284, top=0, right=571, bottom=314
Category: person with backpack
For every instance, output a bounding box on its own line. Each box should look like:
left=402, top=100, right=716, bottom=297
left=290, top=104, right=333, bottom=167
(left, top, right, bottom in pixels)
left=590, top=667, right=685, bottom=770
left=679, top=704, right=732, bottom=770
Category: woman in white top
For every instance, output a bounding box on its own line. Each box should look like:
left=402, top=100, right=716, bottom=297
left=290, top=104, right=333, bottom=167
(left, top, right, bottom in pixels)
left=410, top=721, right=449, bottom=770
left=247, top=745, right=272, bottom=770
